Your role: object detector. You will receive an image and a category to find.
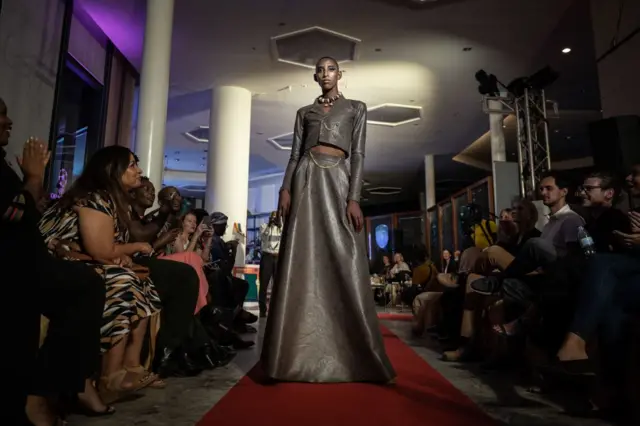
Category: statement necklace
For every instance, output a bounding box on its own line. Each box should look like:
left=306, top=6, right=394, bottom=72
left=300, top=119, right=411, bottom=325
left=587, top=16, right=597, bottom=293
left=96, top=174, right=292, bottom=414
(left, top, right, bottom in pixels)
left=317, top=92, right=342, bottom=107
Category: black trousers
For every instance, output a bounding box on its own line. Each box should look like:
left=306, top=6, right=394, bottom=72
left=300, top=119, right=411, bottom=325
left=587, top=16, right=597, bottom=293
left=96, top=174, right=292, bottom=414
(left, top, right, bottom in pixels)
left=146, top=258, right=199, bottom=350
left=34, top=257, right=105, bottom=395
left=7, top=252, right=104, bottom=424
left=258, top=253, right=278, bottom=313
left=206, top=268, right=249, bottom=310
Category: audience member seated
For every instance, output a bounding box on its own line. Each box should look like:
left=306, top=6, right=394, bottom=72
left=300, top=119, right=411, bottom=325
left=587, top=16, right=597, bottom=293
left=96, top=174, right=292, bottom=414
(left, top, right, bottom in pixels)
left=1, top=107, right=107, bottom=425
left=543, top=169, right=640, bottom=418
left=408, top=248, right=442, bottom=335
left=390, top=252, right=410, bottom=277
left=130, top=180, right=210, bottom=313
left=471, top=171, right=585, bottom=297
left=491, top=172, right=629, bottom=337
left=384, top=252, right=411, bottom=307
left=440, top=198, right=539, bottom=362
left=201, top=212, right=256, bottom=349
left=129, top=181, right=232, bottom=374
left=38, top=146, right=162, bottom=405
left=380, top=254, right=392, bottom=279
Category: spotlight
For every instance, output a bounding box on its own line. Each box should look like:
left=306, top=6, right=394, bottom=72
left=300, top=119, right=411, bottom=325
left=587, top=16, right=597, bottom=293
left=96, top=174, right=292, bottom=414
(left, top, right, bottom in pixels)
left=561, top=47, right=571, bottom=54
left=475, top=69, right=500, bottom=96
left=506, top=66, right=559, bottom=97
left=528, top=66, right=559, bottom=90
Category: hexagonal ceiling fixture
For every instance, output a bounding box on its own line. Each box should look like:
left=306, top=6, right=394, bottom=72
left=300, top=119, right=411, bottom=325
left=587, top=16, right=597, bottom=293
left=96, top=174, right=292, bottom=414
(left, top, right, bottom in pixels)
left=184, top=126, right=209, bottom=143
left=368, top=186, right=402, bottom=196
left=267, top=132, right=294, bottom=151
left=180, top=185, right=205, bottom=192
left=367, top=104, right=422, bottom=127
left=271, top=26, right=361, bottom=69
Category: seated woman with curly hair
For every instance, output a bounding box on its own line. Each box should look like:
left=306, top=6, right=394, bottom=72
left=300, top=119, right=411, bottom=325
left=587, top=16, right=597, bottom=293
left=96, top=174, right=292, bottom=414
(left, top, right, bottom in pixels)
left=39, top=146, right=162, bottom=404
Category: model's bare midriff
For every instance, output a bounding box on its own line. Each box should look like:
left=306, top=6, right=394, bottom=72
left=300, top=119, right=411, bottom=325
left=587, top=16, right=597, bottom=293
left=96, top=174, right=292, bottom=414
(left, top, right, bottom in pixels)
left=310, top=144, right=345, bottom=158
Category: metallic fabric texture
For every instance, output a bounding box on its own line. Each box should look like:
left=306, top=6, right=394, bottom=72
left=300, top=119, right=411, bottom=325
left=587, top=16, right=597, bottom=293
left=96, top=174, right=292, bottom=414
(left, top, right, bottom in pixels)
left=281, top=97, right=367, bottom=202
left=261, top=151, right=396, bottom=383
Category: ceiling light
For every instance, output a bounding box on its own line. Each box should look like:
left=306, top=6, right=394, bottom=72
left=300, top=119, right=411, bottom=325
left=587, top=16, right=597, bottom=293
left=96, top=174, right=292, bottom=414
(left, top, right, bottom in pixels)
left=561, top=47, right=571, bottom=54
left=463, top=47, right=472, bottom=52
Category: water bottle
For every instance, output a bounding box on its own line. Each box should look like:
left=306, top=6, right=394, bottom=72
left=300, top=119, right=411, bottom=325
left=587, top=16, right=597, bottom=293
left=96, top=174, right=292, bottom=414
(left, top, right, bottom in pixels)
left=577, top=226, right=596, bottom=257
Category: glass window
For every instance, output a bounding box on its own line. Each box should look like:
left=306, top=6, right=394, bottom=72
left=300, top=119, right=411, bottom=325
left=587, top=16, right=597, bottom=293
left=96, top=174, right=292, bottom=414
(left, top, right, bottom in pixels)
left=471, top=182, right=491, bottom=219
left=453, top=193, right=469, bottom=250
left=49, top=56, right=103, bottom=199
left=428, top=209, right=439, bottom=263
left=440, top=202, right=454, bottom=255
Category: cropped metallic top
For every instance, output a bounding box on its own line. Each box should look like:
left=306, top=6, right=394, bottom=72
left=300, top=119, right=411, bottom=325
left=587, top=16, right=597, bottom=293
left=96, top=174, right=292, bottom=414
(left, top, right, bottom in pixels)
left=281, top=97, right=367, bottom=202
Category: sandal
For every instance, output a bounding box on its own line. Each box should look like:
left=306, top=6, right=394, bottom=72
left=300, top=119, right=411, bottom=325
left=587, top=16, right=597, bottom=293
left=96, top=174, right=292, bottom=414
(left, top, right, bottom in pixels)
left=98, top=368, right=157, bottom=404
left=126, top=365, right=167, bottom=389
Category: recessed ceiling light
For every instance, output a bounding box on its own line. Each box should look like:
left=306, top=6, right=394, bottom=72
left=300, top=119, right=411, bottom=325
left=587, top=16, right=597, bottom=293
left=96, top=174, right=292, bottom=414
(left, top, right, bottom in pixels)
left=561, top=47, right=571, bottom=54
left=257, top=132, right=263, bottom=135
left=463, top=47, right=472, bottom=51
left=175, top=158, right=180, bottom=162
left=200, top=164, right=205, bottom=167
left=374, top=48, right=382, bottom=52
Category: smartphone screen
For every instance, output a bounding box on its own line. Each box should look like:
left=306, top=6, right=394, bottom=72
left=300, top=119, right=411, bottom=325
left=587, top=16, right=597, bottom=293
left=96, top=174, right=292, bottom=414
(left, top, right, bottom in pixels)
left=201, top=216, right=212, bottom=226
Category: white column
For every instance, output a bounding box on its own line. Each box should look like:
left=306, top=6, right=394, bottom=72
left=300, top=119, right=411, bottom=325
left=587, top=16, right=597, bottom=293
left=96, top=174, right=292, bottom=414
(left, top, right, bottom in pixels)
left=205, top=86, right=252, bottom=243
left=489, top=99, right=506, bottom=163
left=134, top=0, right=174, bottom=195
left=424, top=154, right=436, bottom=209
left=489, top=98, right=507, bottom=213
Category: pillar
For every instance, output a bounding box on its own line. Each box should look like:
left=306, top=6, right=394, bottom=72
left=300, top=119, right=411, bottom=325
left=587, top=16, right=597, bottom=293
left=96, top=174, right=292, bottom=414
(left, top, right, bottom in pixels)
left=489, top=97, right=520, bottom=214
left=488, top=99, right=506, bottom=163
left=134, top=0, right=174, bottom=197
left=205, top=86, right=252, bottom=243
left=424, top=154, right=436, bottom=209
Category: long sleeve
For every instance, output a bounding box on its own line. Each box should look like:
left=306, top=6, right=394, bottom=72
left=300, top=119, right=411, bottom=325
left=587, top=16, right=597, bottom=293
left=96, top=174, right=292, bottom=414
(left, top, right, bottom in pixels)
left=348, top=102, right=367, bottom=202
left=280, top=109, right=305, bottom=192
left=1, top=159, right=38, bottom=224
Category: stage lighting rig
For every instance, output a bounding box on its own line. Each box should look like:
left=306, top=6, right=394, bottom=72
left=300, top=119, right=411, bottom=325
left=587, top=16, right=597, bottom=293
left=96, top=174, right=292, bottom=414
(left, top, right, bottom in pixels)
left=477, top=66, right=559, bottom=198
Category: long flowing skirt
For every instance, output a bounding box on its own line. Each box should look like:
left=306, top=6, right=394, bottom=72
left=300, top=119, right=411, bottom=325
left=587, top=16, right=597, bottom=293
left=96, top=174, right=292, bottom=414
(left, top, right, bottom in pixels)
left=261, top=151, right=396, bottom=383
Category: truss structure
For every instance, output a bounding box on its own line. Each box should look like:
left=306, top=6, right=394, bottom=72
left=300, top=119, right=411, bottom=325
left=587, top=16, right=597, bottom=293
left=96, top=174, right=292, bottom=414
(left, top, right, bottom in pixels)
left=482, top=90, right=558, bottom=198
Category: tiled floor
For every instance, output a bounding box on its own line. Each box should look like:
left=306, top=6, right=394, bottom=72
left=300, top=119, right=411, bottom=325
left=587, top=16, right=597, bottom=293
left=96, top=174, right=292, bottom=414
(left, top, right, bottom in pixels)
left=67, top=311, right=614, bottom=426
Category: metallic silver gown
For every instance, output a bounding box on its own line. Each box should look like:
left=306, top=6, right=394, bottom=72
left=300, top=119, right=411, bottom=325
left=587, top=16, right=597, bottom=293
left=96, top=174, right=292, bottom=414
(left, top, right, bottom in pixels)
left=260, top=151, right=396, bottom=383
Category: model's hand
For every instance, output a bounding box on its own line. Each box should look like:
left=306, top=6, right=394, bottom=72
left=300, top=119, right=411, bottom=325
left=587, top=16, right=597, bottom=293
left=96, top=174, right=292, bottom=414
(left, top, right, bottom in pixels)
left=346, top=200, right=363, bottom=233
left=277, top=189, right=291, bottom=222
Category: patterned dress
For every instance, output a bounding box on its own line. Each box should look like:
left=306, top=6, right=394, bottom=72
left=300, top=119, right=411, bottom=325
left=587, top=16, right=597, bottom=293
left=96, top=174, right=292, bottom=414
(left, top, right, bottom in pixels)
left=39, top=191, right=162, bottom=353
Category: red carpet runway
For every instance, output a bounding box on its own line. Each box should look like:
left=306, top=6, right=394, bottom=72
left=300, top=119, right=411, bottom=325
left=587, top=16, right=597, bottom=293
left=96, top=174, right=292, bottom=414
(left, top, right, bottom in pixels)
left=198, top=322, right=496, bottom=426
